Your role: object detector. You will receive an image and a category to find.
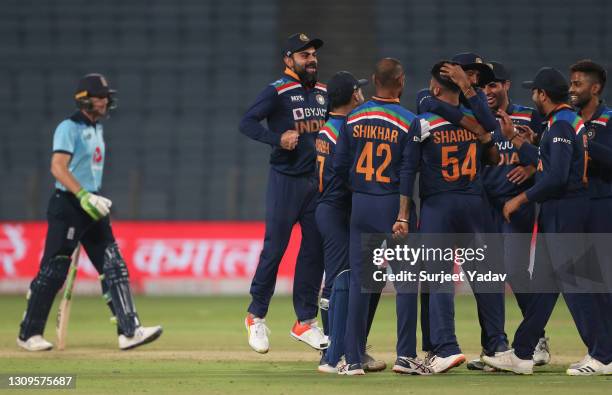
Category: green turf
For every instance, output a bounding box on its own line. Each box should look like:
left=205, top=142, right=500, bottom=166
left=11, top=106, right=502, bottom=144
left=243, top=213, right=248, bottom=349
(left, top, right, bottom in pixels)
left=1, top=294, right=610, bottom=394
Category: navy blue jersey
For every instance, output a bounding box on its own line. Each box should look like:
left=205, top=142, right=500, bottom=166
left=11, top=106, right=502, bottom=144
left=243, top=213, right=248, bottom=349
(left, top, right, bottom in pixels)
left=334, top=97, right=421, bottom=196
left=482, top=103, right=544, bottom=198
left=239, top=68, right=328, bottom=176
left=581, top=103, right=612, bottom=198
left=316, top=114, right=351, bottom=208
left=524, top=105, right=588, bottom=203
left=405, top=108, right=486, bottom=199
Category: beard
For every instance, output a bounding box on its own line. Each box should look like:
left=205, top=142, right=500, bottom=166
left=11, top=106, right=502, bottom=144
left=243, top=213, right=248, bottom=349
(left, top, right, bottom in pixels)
left=535, top=100, right=545, bottom=116
left=571, top=92, right=591, bottom=109
left=295, top=62, right=318, bottom=88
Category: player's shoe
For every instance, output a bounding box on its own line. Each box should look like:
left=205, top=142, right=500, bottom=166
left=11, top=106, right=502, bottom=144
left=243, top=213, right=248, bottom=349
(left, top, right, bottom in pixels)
left=319, top=355, right=344, bottom=374
left=338, top=362, right=365, bottom=376
left=466, top=358, right=497, bottom=372
left=245, top=315, right=270, bottom=354
left=362, top=348, right=387, bottom=372
left=481, top=350, right=533, bottom=375
left=392, top=356, right=432, bottom=375
left=568, top=354, right=592, bottom=370
left=119, top=325, right=163, bottom=350
left=17, top=335, right=53, bottom=351
left=427, top=353, right=466, bottom=373
left=566, top=355, right=612, bottom=376
left=533, top=337, right=551, bottom=366
left=290, top=320, right=328, bottom=350
left=423, top=351, right=435, bottom=365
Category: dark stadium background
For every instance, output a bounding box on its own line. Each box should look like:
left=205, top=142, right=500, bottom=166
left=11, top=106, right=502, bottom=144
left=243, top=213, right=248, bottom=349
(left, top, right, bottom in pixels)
left=1, top=0, right=609, bottom=221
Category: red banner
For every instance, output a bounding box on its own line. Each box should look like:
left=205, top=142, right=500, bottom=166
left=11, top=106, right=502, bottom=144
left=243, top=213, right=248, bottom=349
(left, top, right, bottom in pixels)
left=0, top=222, right=301, bottom=295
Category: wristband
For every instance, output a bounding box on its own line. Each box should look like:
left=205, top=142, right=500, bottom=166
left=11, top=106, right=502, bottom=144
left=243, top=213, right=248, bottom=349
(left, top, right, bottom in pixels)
left=76, top=189, right=88, bottom=199
left=395, top=219, right=409, bottom=224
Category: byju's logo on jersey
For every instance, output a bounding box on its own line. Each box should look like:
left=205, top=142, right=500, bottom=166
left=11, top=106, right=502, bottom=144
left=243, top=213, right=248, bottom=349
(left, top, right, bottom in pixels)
left=293, top=108, right=305, bottom=120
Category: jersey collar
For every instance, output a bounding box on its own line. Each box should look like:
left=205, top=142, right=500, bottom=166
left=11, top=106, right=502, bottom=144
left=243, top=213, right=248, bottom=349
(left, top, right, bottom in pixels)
left=284, top=67, right=301, bottom=82
left=546, top=103, right=573, bottom=120
left=328, top=112, right=346, bottom=120
left=580, top=101, right=607, bottom=122
left=372, top=96, right=400, bottom=103
left=70, top=111, right=97, bottom=127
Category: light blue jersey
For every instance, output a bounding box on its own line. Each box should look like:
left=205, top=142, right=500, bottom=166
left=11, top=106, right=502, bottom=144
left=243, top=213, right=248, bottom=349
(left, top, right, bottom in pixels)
left=52, top=111, right=105, bottom=192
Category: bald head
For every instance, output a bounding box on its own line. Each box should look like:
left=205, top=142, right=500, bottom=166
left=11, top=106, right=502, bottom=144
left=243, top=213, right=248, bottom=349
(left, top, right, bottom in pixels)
left=374, top=58, right=404, bottom=89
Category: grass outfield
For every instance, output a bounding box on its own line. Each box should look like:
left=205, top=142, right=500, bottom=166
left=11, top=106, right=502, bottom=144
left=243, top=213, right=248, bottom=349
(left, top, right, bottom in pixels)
left=1, top=294, right=610, bottom=394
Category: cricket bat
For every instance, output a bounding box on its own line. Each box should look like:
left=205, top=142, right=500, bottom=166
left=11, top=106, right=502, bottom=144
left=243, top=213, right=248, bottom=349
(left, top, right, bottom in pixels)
left=56, top=245, right=81, bottom=351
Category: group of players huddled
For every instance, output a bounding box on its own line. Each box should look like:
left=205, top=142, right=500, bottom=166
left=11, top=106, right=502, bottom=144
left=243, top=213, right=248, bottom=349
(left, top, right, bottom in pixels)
left=241, top=33, right=612, bottom=376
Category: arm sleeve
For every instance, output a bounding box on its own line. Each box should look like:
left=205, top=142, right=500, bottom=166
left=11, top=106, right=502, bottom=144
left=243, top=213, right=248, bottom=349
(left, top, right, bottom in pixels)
left=401, top=118, right=425, bottom=197
left=525, top=123, right=574, bottom=202
left=52, top=121, right=76, bottom=154
left=517, top=142, right=540, bottom=166
left=466, top=90, right=498, bottom=132
left=239, top=85, right=282, bottom=146
left=416, top=88, right=464, bottom=124
left=333, top=121, right=352, bottom=183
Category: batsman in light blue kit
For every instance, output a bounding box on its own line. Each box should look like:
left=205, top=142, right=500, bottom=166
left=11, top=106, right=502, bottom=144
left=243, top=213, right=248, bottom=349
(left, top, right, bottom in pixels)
left=18, top=73, right=162, bottom=352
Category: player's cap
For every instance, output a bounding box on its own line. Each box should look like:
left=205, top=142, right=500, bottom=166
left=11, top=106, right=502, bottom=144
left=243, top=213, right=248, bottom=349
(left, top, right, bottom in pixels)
left=74, top=73, right=116, bottom=100
left=488, top=61, right=511, bottom=82
left=327, top=71, right=368, bottom=108
left=451, top=52, right=494, bottom=86
left=521, top=67, right=569, bottom=94
left=283, top=33, right=323, bottom=57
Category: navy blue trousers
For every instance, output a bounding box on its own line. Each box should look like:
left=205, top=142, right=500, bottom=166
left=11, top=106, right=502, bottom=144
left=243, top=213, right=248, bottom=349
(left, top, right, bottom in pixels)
left=248, top=168, right=324, bottom=321
left=586, top=197, right=612, bottom=358
left=513, top=196, right=612, bottom=363
left=344, top=193, right=418, bottom=364
left=316, top=202, right=350, bottom=301
left=489, top=196, right=541, bottom=337
left=419, top=193, right=508, bottom=357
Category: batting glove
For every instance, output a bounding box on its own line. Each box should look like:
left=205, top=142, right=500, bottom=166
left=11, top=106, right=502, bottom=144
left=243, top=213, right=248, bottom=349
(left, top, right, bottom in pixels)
left=76, top=189, right=112, bottom=221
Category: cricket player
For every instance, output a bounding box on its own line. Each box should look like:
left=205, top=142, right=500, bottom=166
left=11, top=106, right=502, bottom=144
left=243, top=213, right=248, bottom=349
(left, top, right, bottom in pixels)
left=406, top=61, right=508, bottom=374
left=483, top=67, right=612, bottom=375
left=568, top=59, right=612, bottom=372
left=239, top=33, right=327, bottom=353
left=315, top=71, right=385, bottom=374
left=468, top=61, right=550, bottom=370
left=334, top=58, right=428, bottom=376
left=17, top=74, right=162, bottom=351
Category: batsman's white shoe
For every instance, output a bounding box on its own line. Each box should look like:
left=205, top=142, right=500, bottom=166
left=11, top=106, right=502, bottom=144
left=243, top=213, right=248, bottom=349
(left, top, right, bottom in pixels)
left=337, top=362, right=365, bottom=376
left=245, top=315, right=270, bottom=354
left=566, top=356, right=611, bottom=376
left=427, top=353, right=466, bottom=374
left=290, top=320, right=328, bottom=350
left=17, top=335, right=53, bottom=351
left=533, top=337, right=551, bottom=366
left=482, top=350, right=533, bottom=375
left=119, top=325, right=163, bottom=350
